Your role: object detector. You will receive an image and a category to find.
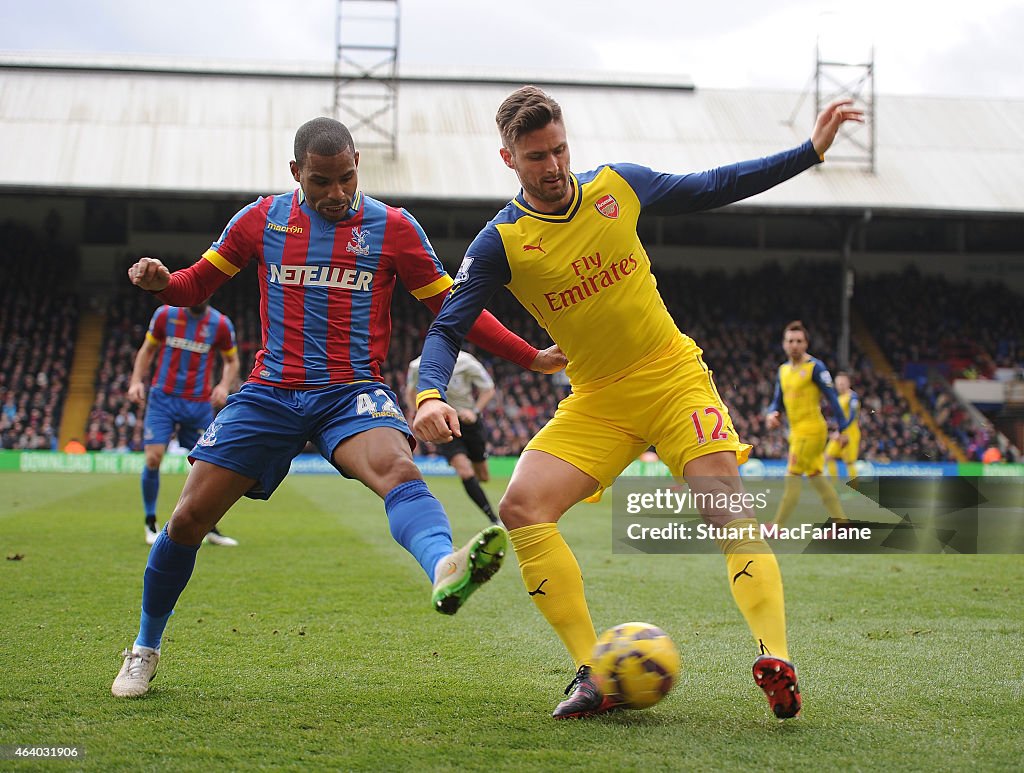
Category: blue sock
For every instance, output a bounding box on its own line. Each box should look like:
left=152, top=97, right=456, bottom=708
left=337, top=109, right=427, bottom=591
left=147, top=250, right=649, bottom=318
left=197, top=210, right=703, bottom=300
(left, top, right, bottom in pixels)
left=141, top=466, right=159, bottom=520
left=134, top=528, right=201, bottom=650
left=384, top=479, right=454, bottom=580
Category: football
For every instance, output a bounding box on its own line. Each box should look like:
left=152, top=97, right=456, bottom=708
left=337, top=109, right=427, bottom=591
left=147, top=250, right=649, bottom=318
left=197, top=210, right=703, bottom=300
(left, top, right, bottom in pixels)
left=590, top=622, right=680, bottom=709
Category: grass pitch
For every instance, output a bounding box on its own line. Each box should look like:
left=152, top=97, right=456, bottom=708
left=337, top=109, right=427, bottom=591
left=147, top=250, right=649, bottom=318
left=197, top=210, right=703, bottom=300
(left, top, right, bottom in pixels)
left=1, top=471, right=1022, bottom=771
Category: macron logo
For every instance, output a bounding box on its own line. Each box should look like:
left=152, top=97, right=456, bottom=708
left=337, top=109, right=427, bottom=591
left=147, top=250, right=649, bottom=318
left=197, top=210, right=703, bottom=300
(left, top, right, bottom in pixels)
left=269, top=264, right=373, bottom=291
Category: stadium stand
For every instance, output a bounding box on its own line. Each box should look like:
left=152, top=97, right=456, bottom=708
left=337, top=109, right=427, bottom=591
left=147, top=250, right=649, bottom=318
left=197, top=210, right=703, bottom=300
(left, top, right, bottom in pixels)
left=0, top=230, right=1009, bottom=465
left=81, top=258, right=1020, bottom=463
left=0, top=223, right=79, bottom=450
left=856, top=268, right=1022, bottom=461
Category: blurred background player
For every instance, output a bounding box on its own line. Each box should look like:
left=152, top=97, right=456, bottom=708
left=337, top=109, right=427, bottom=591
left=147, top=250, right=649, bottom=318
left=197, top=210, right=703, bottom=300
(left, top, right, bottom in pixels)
left=112, top=116, right=565, bottom=699
left=765, top=321, right=852, bottom=527
left=415, top=86, right=863, bottom=720
left=825, top=371, right=861, bottom=490
left=128, top=300, right=240, bottom=546
left=406, top=351, right=500, bottom=525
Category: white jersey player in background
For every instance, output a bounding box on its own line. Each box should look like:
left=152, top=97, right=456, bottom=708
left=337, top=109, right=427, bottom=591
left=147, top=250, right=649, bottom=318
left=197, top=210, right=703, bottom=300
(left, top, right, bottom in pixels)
left=407, top=351, right=499, bottom=525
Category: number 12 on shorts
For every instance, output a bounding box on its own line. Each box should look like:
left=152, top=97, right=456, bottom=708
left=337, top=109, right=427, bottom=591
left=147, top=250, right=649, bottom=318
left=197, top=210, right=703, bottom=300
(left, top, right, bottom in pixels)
left=690, top=406, right=728, bottom=444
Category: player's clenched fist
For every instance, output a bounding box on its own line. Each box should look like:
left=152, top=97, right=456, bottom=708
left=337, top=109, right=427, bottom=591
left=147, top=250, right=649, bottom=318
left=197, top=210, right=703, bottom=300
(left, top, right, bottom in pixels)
left=414, top=399, right=461, bottom=444
left=531, top=344, right=567, bottom=374
left=126, top=381, right=146, bottom=405
left=128, top=257, right=171, bottom=292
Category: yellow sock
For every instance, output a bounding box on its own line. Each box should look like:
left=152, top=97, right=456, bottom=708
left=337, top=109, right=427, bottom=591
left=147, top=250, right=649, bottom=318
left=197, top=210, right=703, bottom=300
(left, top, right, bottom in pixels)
left=718, top=518, right=789, bottom=660
left=826, top=458, right=839, bottom=479
left=773, top=474, right=803, bottom=527
left=808, top=474, right=849, bottom=523
left=508, top=523, right=596, bottom=668
left=846, top=465, right=859, bottom=491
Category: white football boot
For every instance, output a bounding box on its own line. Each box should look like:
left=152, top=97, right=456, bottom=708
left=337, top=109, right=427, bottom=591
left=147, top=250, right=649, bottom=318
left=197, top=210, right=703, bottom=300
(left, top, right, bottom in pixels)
left=112, top=646, right=160, bottom=698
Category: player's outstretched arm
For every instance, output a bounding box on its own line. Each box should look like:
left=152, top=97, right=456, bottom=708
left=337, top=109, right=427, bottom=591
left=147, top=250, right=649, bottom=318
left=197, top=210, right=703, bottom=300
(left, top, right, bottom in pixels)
left=129, top=255, right=233, bottom=306
left=811, top=98, right=865, bottom=158
left=420, top=289, right=539, bottom=371
left=618, top=98, right=863, bottom=218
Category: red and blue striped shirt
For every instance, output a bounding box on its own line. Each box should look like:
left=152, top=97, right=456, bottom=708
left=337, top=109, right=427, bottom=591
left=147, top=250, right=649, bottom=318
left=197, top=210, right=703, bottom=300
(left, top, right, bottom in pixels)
left=203, top=190, right=458, bottom=388
left=147, top=305, right=237, bottom=402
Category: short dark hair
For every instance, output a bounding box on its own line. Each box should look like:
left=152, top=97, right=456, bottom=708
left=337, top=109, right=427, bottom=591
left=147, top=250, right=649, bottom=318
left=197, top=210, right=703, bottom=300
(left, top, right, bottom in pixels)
left=784, top=320, right=808, bottom=341
left=294, top=117, right=355, bottom=164
left=495, top=86, right=563, bottom=150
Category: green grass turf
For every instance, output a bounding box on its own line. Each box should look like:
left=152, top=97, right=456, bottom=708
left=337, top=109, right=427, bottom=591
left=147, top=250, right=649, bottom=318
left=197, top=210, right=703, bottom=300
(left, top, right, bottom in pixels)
left=1, top=471, right=1022, bottom=771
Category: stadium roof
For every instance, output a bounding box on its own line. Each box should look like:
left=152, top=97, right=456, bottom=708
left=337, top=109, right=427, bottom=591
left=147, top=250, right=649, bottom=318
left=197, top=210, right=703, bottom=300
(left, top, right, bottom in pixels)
left=2, top=53, right=1023, bottom=214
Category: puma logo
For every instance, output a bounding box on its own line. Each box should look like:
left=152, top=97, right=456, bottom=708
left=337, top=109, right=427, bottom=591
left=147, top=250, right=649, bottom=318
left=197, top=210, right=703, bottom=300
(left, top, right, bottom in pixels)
left=523, top=238, right=546, bottom=254
left=528, top=579, right=549, bottom=596
left=732, top=560, right=755, bottom=584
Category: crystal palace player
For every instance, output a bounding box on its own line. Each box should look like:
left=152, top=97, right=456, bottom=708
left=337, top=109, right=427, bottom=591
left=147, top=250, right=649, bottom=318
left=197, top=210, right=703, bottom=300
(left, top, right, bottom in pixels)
left=415, top=87, right=863, bottom=719
left=128, top=301, right=240, bottom=547
left=112, top=117, right=565, bottom=699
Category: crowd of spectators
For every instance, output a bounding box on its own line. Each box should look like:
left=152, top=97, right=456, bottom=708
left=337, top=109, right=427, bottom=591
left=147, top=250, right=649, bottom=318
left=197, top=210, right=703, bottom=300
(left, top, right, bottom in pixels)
left=4, top=233, right=1019, bottom=467
left=857, top=267, right=1023, bottom=376
left=656, top=262, right=949, bottom=463
left=855, top=268, right=1021, bottom=461
left=0, top=223, right=78, bottom=450
left=85, top=258, right=1018, bottom=463
left=87, top=290, right=152, bottom=452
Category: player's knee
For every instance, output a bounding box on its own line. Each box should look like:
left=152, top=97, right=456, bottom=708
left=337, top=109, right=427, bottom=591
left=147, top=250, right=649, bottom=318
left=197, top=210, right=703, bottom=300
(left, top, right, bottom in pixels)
left=498, top=487, right=536, bottom=530
left=450, top=456, right=474, bottom=479
left=373, top=453, right=422, bottom=491
left=682, top=449, right=739, bottom=480
left=166, top=502, right=214, bottom=545
left=144, top=447, right=165, bottom=469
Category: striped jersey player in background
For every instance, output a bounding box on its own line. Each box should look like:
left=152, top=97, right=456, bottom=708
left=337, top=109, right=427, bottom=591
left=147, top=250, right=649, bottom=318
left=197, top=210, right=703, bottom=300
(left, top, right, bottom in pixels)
left=415, top=86, right=863, bottom=720
left=406, top=351, right=500, bottom=525
left=112, top=116, right=565, bottom=699
left=128, top=301, right=240, bottom=546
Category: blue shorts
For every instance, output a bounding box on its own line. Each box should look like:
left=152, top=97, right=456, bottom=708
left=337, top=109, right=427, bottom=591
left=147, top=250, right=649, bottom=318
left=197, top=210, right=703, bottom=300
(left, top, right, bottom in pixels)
left=143, top=389, right=215, bottom=448
left=188, top=381, right=412, bottom=500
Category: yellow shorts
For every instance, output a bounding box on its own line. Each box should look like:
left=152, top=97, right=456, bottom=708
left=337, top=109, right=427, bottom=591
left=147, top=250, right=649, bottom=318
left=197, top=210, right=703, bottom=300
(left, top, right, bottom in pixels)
left=825, top=427, right=860, bottom=464
left=525, top=334, right=750, bottom=489
left=787, top=428, right=828, bottom=476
